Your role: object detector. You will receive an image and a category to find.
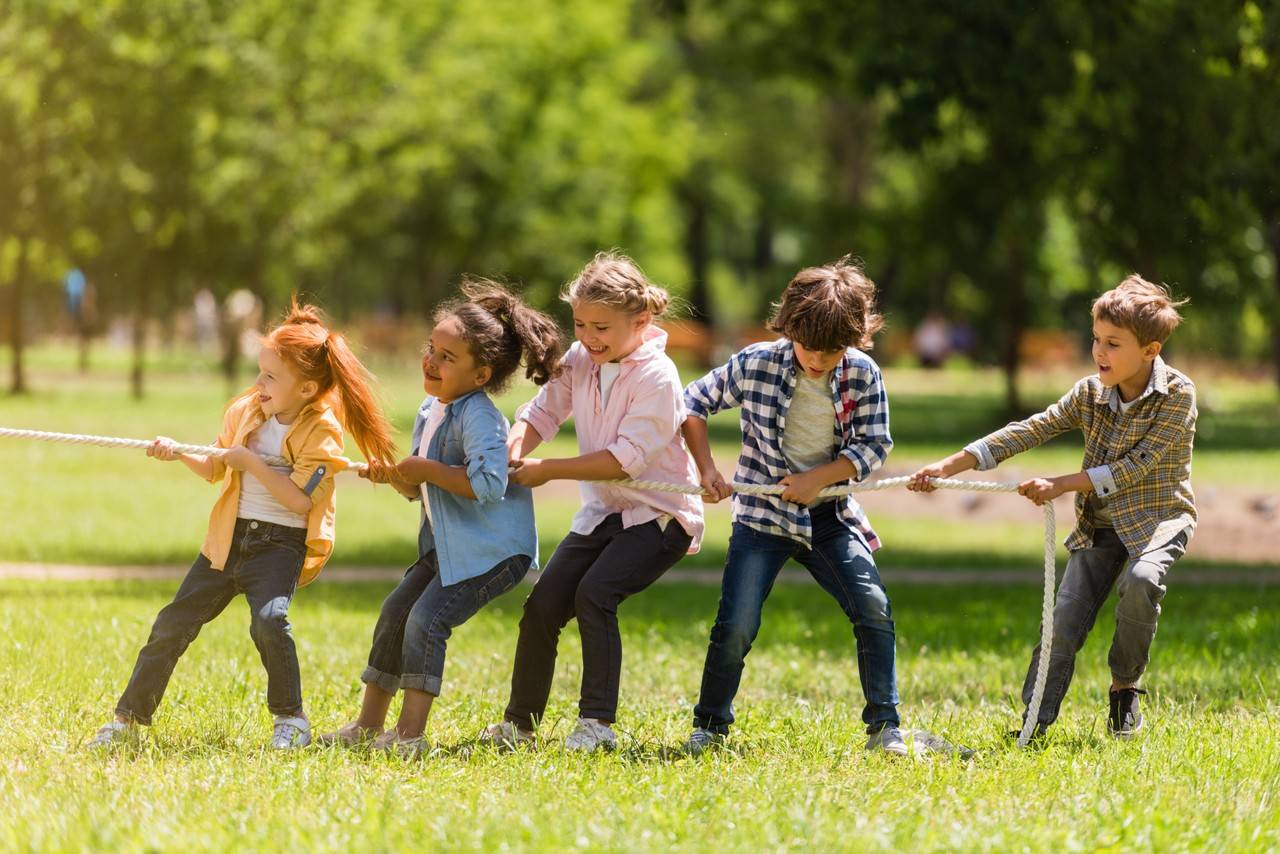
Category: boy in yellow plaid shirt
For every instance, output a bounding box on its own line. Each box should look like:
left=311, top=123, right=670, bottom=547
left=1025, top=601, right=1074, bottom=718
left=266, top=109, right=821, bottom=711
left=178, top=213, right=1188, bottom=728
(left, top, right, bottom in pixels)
left=909, top=276, right=1195, bottom=740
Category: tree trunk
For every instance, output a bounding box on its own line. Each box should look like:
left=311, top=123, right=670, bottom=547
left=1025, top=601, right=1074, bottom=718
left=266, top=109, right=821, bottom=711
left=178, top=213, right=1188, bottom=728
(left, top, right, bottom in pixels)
left=131, top=271, right=148, bottom=399
left=8, top=236, right=29, bottom=395
left=1000, top=246, right=1028, bottom=415
left=1269, top=219, right=1280, bottom=392
left=683, top=171, right=712, bottom=327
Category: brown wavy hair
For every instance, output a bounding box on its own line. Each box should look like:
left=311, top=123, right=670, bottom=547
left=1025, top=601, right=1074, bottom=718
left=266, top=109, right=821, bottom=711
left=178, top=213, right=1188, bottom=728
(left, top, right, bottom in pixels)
left=767, top=256, right=883, bottom=351
left=1092, top=275, right=1188, bottom=344
left=435, top=278, right=564, bottom=393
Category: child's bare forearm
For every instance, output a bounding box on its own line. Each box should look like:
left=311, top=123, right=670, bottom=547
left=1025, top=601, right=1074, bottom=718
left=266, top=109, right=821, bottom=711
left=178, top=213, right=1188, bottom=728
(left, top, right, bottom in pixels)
left=1049, top=471, right=1094, bottom=494
left=178, top=454, right=216, bottom=480
left=398, top=457, right=477, bottom=500
left=543, top=451, right=627, bottom=482
left=807, top=456, right=859, bottom=488
left=509, top=421, right=544, bottom=459
left=245, top=459, right=313, bottom=515
left=681, top=416, right=717, bottom=473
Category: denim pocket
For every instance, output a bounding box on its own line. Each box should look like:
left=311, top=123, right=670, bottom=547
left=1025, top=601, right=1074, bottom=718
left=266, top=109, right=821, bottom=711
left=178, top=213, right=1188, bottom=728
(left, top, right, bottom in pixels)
left=268, top=527, right=308, bottom=559
left=475, top=557, right=529, bottom=607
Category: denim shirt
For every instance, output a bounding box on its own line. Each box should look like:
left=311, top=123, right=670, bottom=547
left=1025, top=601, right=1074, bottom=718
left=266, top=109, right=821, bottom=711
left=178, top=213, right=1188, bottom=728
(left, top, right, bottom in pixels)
left=409, top=390, right=539, bottom=585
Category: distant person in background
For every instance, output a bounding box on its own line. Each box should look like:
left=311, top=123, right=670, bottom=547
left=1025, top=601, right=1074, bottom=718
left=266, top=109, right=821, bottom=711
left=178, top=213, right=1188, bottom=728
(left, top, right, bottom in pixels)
left=913, top=311, right=951, bottom=369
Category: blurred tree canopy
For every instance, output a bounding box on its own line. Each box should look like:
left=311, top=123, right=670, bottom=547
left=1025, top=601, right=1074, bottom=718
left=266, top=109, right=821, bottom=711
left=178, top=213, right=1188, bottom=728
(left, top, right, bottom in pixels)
left=2, top=0, right=1278, bottom=398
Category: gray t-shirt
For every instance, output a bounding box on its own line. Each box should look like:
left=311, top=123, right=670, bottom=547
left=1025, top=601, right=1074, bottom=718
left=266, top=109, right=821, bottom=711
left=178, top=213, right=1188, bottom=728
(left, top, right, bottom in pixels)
left=783, top=372, right=838, bottom=504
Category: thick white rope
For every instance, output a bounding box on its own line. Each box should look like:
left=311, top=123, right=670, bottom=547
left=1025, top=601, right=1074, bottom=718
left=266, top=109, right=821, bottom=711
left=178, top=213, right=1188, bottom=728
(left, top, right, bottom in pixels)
left=0, top=426, right=365, bottom=472
left=2, top=426, right=1055, bottom=748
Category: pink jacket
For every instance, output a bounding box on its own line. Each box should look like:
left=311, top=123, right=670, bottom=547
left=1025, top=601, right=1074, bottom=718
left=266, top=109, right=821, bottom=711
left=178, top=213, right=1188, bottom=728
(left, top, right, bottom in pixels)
left=519, top=325, right=704, bottom=553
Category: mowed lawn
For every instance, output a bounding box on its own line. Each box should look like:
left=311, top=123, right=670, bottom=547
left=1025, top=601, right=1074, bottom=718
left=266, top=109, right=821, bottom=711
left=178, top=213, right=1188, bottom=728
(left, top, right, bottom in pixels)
left=2, top=344, right=1278, bottom=571
left=1, top=578, right=1277, bottom=850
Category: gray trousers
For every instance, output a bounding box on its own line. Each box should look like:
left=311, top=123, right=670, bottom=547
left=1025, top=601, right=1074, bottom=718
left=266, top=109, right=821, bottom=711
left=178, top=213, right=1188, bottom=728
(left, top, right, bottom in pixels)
left=1022, top=527, right=1188, bottom=725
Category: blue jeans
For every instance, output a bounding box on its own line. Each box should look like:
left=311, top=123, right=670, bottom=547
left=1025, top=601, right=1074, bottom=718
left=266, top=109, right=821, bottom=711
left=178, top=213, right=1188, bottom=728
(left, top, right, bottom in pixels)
left=363, top=551, right=531, bottom=696
left=116, top=519, right=306, bottom=724
left=693, top=502, right=900, bottom=734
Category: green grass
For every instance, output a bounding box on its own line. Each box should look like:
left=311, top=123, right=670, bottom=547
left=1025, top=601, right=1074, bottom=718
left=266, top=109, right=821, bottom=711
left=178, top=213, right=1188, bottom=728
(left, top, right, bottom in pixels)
left=1, top=578, right=1277, bottom=850
left=1, top=343, right=1278, bottom=569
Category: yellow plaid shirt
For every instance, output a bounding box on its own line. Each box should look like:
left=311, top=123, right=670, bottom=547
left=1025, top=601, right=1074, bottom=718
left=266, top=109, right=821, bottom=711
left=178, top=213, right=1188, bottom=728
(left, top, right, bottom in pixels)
left=965, top=357, right=1196, bottom=556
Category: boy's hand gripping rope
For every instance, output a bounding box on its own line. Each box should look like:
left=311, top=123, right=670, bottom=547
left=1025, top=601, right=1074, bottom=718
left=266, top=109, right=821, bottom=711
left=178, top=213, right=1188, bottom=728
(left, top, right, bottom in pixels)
left=2, top=426, right=1055, bottom=748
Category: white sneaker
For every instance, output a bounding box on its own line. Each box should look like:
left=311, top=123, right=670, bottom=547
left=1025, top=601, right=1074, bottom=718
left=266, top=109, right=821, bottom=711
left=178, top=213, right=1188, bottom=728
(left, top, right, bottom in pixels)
left=479, top=720, right=534, bottom=749
left=864, top=726, right=909, bottom=756
left=270, top=716, right=312, bottom=750
left=87, top=720, right=136, bottom=751
left=564, top=718, right=617, bottom=753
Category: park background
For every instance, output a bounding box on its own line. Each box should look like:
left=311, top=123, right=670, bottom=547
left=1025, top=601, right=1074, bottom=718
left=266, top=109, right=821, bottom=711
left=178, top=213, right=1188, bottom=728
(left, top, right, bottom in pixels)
left=2, top=2, right=1279, bottom=851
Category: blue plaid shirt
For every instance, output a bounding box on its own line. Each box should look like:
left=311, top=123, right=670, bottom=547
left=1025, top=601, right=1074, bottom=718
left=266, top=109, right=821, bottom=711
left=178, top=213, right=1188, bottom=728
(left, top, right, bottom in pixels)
left=684, top=339, right=893, bottom=549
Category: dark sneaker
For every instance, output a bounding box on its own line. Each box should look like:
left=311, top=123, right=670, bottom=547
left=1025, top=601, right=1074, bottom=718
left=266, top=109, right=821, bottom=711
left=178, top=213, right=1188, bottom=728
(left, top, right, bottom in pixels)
left=1108, top=687, right=1146, bottom=739
left=1006, top=722, right=1049, bottom=746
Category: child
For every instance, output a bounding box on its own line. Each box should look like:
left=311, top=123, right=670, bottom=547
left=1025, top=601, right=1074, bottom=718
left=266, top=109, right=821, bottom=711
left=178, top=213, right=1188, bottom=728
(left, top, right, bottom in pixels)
left=908, top=275, right=1195, bottom=740
left=318, top=280, right=563, bottom=757
left=479, top=252, right=704, bottom=753
left=89, top=302, right=397, bottom=751
left=680, top=256, right=906, bottom=756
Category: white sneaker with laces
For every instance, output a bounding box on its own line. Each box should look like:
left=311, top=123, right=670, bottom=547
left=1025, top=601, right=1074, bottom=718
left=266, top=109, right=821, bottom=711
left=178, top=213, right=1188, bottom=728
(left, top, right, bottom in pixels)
left=564, top=717, right=617, bottom=753
left=270, top=716, right=312, bottom=750
left=87, top=720, right=136, bottom=751
left=479, top=721, right=534, bottom=749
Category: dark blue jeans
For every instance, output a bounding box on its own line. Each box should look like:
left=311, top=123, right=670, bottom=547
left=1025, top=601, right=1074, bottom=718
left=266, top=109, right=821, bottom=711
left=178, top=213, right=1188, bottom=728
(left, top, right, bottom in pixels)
left=363, top=551, right=531, bottom=696
left=693, top=502, right=900, bottom=734
left=116, top=519, right=306, bottom=725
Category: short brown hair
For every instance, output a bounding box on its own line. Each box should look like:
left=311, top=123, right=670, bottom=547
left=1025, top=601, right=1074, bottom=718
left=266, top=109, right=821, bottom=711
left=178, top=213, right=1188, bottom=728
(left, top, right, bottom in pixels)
left=1092, top=275, right=1188, bottom=345
left=767, top=256, right=883, bottom=351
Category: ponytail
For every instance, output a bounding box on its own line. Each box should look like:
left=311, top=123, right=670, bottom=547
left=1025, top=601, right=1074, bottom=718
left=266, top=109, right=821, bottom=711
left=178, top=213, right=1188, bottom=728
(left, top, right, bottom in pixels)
left=321, top=329, right=398, bottom=464
left=264, top=298, right=398, bottom=465
left=439, top=278, right=565, bottom=393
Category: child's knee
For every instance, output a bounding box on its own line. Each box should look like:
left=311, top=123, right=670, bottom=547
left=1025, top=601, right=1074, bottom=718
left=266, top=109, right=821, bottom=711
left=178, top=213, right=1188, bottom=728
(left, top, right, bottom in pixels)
left=250, top=597, right=292, bottom=642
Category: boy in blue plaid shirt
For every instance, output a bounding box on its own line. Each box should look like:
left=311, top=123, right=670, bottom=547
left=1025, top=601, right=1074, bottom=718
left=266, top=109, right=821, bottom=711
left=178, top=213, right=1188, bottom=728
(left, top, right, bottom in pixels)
left=909, top=276, right=1196, bottom=741
left=680, top=257, right=906, bottom=756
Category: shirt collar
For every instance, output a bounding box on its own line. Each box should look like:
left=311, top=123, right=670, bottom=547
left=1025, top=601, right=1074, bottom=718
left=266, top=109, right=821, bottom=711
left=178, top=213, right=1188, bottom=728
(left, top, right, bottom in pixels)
left=1096, top=356, right=1168, bottom=409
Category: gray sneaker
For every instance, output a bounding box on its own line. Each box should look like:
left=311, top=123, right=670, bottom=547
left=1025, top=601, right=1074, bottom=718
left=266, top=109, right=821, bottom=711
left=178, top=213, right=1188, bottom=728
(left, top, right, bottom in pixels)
left=681, top=727, right=725, bottom=756
left=865, top=726, right=909, bottom=756
left=479, top=720, right=534, bottom=750
left=87, top=720, right=136, bottom=751
left=270, top=716, right=312, bottom=750
left=564, top=718, right=617, bottom=753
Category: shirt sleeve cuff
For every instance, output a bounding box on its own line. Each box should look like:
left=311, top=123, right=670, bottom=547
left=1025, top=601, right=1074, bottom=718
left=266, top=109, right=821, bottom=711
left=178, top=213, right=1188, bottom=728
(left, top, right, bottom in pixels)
left=606, top=439, right=647, bottom=479
left=1086, top=465, right=1118, bottom=499
left=964, top=440, right=997, bottom=471
left=517, top=404, right=559, bottom=444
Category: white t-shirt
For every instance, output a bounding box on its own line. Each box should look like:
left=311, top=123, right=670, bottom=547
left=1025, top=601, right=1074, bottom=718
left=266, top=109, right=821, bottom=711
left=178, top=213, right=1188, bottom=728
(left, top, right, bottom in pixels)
left=237, top=416, right=307, bottom=528
left=599, top=362, right=621, bottom=409
left=418, top=403, right=449, bottom=525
